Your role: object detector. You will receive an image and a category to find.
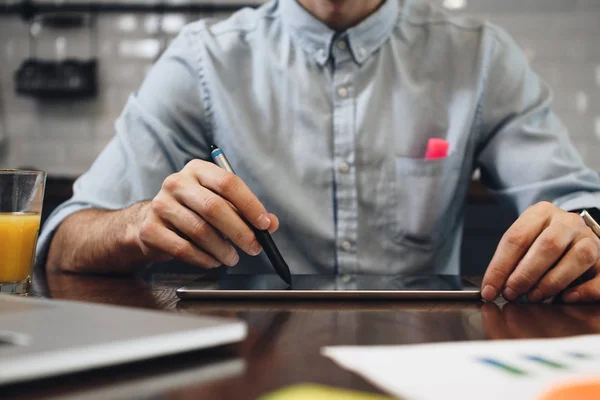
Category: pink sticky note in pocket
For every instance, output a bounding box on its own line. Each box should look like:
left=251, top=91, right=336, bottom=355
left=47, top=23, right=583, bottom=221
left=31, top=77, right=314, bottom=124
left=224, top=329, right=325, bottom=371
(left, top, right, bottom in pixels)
left=425, top=138, right=450, bottom=160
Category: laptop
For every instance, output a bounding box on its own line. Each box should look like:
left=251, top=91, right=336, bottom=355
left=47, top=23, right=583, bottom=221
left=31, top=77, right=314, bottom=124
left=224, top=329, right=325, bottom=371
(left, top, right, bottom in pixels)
left=176, top=274, right=481, bottom=300
left=40, top=358, right=245, bottom=400
left=0, top=294, right=246, bottom=386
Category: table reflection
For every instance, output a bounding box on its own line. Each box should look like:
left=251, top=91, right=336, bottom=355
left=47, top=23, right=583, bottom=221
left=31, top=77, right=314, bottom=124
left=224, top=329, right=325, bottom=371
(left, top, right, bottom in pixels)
left=481, top=303, right=600, bottom=339
left=24, top=267, right=600, bottom=400
left=35, top=269, right=161, bottom=310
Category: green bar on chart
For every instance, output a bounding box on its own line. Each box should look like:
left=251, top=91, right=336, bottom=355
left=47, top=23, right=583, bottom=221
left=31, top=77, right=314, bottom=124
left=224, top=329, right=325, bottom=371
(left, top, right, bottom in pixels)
left=477, top=358, right=529, bottom=376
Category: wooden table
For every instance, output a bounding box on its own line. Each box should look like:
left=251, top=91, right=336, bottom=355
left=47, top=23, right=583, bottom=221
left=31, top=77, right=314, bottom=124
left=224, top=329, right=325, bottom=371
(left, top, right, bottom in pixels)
left=4, top=270, right=600, bottom=399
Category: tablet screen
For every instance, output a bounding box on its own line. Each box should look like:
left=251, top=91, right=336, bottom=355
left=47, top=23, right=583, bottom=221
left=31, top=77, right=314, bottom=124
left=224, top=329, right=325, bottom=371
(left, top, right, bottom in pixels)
left=196, top=274, right=477, bottom=291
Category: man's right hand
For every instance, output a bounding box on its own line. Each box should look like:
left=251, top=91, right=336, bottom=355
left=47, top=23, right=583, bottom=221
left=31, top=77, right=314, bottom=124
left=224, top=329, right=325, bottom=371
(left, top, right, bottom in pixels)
left=136, top=159, right=279, bottom=268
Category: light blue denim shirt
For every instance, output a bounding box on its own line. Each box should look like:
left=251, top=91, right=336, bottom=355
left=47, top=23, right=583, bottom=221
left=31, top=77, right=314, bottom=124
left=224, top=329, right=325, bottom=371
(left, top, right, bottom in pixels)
left=38, top=0, right=600, bottom=275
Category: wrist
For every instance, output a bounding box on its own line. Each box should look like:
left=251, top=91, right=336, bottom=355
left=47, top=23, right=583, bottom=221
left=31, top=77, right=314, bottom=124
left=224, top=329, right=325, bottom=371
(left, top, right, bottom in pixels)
left=122, top=201, right=151, bottom=256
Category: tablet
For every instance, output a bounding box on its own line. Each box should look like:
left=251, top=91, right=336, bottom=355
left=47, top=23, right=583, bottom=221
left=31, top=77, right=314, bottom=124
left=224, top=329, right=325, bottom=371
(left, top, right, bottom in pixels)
left=176, top=274, right=481, bottom=300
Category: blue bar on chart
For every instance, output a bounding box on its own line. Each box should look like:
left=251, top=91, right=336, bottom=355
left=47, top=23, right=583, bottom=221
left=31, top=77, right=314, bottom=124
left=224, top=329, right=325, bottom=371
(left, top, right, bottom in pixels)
left=567, top=352, right=593, bottom=360
left=525, top=355, right=568, bottom=370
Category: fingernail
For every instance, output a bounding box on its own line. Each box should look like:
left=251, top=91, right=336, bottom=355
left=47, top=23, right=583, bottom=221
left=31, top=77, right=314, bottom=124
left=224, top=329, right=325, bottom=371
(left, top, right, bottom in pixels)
left=268, top=223, right=278, bottom=234
left=482, top=285, right=497, bottom=301
left=503, top=287, right=518, bottom=301
left=528, top=289, right=544, bottom=303
left=250, top=241, right=262, bottom=256
left=564, top=292, right=581, bottom=303
left=226, top=251, right=239, bottom=267
left=257, top=214, right=271, bottom=230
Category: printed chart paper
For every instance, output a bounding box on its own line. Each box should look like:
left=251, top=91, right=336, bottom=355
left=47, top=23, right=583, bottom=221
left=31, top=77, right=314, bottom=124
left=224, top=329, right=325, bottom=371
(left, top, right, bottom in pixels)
left=322, top=335, right=600, bottom=400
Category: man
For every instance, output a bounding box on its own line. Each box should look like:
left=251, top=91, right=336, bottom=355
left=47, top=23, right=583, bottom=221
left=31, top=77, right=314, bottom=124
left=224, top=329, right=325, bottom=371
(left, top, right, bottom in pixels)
left=39, top=0, right=600, bottom=303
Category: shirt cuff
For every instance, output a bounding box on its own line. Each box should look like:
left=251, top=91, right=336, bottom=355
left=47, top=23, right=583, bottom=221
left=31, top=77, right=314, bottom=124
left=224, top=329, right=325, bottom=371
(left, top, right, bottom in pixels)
left=35, top=201, right=93, bottom=269
left=553, top=192, right=600, bottom=213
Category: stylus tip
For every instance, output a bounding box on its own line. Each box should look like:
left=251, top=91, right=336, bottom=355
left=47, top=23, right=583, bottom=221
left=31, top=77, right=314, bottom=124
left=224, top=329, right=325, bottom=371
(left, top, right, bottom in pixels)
left=282, top=272, right=292, bottom=286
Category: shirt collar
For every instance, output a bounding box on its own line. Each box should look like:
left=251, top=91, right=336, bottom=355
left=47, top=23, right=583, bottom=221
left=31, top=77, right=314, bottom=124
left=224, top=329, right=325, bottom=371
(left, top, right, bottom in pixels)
left=279, top=0, right=400, bottom=66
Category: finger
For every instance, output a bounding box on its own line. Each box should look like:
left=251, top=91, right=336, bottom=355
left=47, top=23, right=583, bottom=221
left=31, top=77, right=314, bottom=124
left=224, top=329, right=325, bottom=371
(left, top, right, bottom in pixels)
left=482, top=202, right=552, bottom=301
left=504, top=222, right=576, bottom=301
left=551, top=306, right=599, bottom=335
left=138, top=244, right=173, bottom=263
left=139, top=220, right=221, bottom=269
left=267, top=213, right=279, bottom=234
left=509, top=304, right=580, bottom=338
left=481, top=303, right=514, bottom=339
left=170, top=181, right=262, bottom=256
left=151, top=194, right=240, bottom=267
left=562, top=270, right=600, bottom=303
left=223, top=203, right=279, bottom=233
left=528, top=236, right=598, bottom=302
left=137, top=224, right=173, bottom=262
left=502, top=304, right=546, bottom=339
left=561, top=301, right=600, bottom=334
left=184, top=160, right=272, bottom=230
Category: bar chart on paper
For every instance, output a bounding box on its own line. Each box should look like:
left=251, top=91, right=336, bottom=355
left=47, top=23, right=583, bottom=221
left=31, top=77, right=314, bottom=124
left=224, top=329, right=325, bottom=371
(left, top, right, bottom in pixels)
left=322, top=335, right=600, bottom=400
left=477, top=351, right=593, bottom=377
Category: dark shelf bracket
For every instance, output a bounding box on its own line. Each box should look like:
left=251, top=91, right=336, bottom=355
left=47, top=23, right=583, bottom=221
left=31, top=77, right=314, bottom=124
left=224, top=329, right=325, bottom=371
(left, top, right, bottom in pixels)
left=0, top=1, right=256, bottom=20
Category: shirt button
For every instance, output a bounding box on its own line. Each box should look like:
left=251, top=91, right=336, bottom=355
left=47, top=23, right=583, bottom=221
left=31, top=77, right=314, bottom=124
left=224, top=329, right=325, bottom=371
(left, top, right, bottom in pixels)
left=341, top=240, right=352, bottom=251
left=337, top=87, right=348, bottom=98
left=317, top=48, right=326, bottom=60
left=336, top=40, right=346, bottom=50
left=358, top=48, right=366, bottom=58
left=339, top=162, right=350, bottom=173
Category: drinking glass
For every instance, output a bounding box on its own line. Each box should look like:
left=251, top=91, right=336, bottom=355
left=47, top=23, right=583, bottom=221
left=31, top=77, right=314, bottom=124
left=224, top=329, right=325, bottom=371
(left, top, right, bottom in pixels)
left=0, top=169, right=46, bottom=295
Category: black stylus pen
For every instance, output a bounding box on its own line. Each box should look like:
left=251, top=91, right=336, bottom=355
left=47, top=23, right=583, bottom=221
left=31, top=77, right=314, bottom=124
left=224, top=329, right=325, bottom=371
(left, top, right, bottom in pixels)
left=210, top=144, right=292, bottom=285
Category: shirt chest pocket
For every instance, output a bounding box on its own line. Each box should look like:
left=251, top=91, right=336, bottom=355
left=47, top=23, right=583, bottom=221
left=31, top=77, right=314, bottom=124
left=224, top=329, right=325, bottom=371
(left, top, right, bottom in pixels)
left=380, top=153, right=462, bottom=250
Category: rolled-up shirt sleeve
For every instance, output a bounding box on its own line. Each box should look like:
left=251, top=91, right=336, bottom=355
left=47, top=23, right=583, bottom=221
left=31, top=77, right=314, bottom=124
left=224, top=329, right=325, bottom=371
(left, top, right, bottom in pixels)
left=36, top=26, right=211, bottom=261
left=477, top=24, right=600, bottom=215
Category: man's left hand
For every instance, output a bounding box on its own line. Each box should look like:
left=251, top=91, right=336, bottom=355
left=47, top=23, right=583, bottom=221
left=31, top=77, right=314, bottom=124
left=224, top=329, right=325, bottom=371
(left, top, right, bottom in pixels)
left=481, top=201, right=600, bottom=303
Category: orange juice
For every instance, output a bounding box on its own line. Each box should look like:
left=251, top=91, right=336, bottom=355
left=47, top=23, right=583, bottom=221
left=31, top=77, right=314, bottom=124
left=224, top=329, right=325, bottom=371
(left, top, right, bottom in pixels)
left=0, top=212, right=41, bottom=282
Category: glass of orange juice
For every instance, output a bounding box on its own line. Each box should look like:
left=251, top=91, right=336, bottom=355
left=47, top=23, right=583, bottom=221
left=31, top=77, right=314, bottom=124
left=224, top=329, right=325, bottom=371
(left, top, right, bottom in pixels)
left=0, top=169, right=46, bottom=295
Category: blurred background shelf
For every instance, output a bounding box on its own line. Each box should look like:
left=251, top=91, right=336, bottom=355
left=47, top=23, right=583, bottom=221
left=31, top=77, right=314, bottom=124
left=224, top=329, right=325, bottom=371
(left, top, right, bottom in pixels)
left=0, top=1, right=258, bottom=17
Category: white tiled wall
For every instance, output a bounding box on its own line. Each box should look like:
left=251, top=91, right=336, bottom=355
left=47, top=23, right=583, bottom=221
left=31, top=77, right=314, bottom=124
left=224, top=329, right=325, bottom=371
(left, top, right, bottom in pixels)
left=0, top=0, right=599, bottom=176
